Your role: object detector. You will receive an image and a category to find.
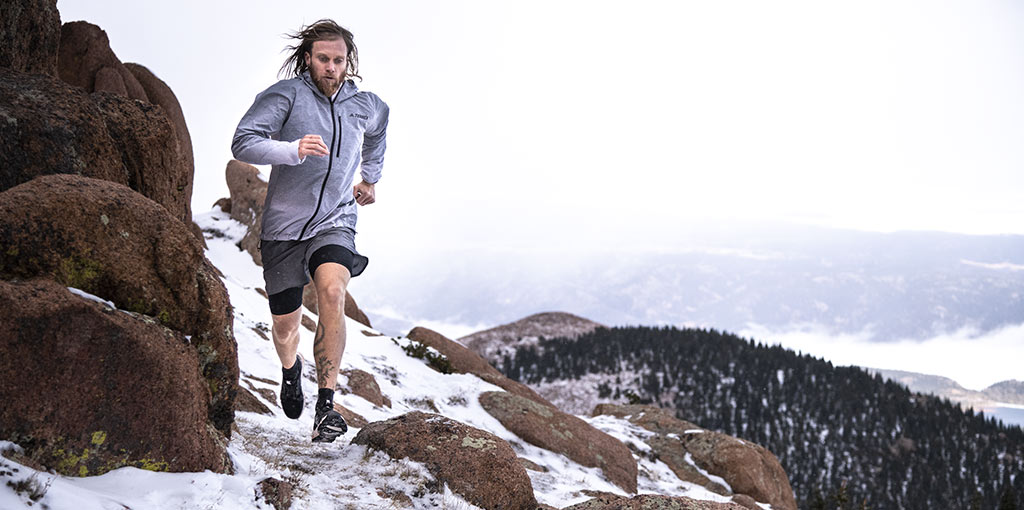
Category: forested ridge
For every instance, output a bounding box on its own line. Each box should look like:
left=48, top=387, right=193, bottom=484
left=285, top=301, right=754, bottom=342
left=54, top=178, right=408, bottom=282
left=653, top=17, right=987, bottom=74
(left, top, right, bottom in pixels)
left=497, top=326, right=1024, bottom=509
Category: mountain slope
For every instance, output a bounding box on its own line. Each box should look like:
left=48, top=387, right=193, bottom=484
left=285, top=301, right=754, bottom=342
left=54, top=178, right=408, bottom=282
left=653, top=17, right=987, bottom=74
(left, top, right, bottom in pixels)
left=459, top=311, right=604, bottom=362
left=492, top=325, right=1024, bottom=509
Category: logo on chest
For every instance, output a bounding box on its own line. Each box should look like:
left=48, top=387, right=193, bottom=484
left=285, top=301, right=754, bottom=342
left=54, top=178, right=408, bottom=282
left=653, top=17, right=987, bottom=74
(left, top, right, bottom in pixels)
left=348, top=113, right=369, bottom=120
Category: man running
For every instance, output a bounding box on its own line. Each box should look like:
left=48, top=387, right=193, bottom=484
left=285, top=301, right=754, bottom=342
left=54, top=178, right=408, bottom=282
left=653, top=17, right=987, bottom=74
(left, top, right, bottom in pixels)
left=231, top=19, right=389, bottom=443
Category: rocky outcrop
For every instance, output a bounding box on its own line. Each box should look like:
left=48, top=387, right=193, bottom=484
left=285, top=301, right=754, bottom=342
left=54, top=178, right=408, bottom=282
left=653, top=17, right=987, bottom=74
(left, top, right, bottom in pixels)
left=409, top=327, right=506, bottom=379
left=0, top=279, right=231, bottom=476
left=0, top=175, right=237, bottom=436
left=592, top=404, right=796, bottom=510
left=352, top=412, right=537, bottom=510
left=124, top=62, right=194, bottom=217
left=563, top=493, right=746, bottom=510
left=225, top=159, right=266, bottom=265
left=407, top=326, right=553, bottom=407
left=0, top=0, right=60, bottom=76
left=460, top=312, right=604, bottom=362
left=479, top=391, right=638, bottom=493
left=57, top=21, right=147, bottom=101
left=0, top=69, right=192, bottom=224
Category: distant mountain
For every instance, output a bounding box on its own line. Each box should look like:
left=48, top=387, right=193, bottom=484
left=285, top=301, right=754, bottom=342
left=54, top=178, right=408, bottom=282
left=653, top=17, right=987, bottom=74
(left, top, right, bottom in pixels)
left=865, top=368, right=1024, bottom=408
left=983, top=380, right=1024, bottom=406
left=458, top=311, right=603, bottom=361
left=491, top=325, right=1024, bottom=510
left=357, top=225, right=1024, bottom=342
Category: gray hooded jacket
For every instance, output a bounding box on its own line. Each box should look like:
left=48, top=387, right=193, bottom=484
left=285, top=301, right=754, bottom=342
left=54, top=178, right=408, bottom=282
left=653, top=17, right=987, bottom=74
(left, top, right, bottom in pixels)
left=231, top=72, right=389, bottom=241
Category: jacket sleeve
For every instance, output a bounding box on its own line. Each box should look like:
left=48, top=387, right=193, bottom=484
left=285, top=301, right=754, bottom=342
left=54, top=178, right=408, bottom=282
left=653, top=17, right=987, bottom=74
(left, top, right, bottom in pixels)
left=360, top=98, right=389, bottom=184
left=231, top=84, right=302, bottom=166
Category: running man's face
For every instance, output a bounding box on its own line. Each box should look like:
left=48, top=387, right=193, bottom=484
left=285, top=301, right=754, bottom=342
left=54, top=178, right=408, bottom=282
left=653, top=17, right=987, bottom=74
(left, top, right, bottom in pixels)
left=305, top=38, right=348, bottom=97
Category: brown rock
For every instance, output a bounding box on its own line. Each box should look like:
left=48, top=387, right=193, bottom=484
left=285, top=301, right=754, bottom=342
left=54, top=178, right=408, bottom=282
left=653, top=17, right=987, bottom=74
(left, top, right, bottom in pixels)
left=339, top=369, right=390, bottom=408
left=592, top=404, right=795, bottom=510
left=0, top=68, right=192, bottom=224
left=93, top=65, right=128, bottom=95
left=0, top=279, right=231, bottom=476
left=344, top=290, right=372, bottom=327
left=563, top=493, right=746, bottom=510
left=0, top=0, right=60, bottom=76
left=408, top=327, right=505, bottom=379
left=592, top=404, right=726, bottom=494
left=333, top=403, right=368, bottom=429
left=214, top=197, right=232, bottom=213
left=57, top=21, right=147, bottom=101
left=225, top=159, right=266, bottom=265
left=352, top=412, right=537, bottom=510
left=0, top=175, right=237, bottom=436
left=235, top=387, right=272, bottom=416
left=518, top=457, right=547, bottom=472
left=92, top=90, right=192, bottom=223
left=479, top=391, right=638, bottom=493
left=125, top=62, right=195, bottom=215
left=301, top=315, right=316, bottom=332
left=257, top=478, right=293, bottom=510
left=730, top=494, right=761, bottom=510
left=407, top=327, right=552, bottom=407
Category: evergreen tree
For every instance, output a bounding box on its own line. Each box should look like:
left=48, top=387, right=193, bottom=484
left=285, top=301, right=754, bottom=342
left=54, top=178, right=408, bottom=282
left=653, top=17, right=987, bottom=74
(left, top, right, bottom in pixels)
left=1001, top=487, right=1019, bottom=510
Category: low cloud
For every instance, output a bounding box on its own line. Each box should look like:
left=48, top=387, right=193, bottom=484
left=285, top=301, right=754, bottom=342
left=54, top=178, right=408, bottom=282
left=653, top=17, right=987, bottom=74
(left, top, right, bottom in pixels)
left=740, top=322, right=1024, bottom=391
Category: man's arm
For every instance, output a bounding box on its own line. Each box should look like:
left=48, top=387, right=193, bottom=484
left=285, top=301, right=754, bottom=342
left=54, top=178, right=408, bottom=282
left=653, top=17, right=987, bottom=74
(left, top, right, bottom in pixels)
left=232, top=85, right=323, bottom=165
left=359, top=99, right=389, bottom=185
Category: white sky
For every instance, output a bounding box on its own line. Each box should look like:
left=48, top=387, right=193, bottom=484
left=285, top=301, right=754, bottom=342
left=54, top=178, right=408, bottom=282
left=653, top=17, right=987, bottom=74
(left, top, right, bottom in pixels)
left=57, top=0, right=1024, bottom=255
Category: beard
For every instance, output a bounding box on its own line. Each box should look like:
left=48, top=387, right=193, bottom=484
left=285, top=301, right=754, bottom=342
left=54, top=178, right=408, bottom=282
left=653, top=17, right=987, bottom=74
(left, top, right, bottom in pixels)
left=311, top=68, right=342, bottom=97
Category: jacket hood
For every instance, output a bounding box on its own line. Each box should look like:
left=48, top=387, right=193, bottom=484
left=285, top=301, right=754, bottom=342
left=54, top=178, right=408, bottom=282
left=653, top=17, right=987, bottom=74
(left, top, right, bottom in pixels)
left=300, top=71, right=359, bottom=102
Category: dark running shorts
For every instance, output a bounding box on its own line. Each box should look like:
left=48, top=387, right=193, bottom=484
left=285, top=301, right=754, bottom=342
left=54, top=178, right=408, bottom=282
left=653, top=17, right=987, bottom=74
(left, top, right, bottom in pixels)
left=259, top=227, right=368, bottom=315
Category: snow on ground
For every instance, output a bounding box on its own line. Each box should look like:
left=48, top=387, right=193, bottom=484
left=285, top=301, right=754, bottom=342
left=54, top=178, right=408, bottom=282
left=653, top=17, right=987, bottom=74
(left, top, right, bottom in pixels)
left=0, top=209, right=756, bottom=509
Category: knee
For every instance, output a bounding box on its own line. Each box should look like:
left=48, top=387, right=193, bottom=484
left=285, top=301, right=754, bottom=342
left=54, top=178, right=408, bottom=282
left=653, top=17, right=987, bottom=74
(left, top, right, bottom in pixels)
left=271, top=312, right=300, bottom=338
left=317, top=283, right=347, bottom=312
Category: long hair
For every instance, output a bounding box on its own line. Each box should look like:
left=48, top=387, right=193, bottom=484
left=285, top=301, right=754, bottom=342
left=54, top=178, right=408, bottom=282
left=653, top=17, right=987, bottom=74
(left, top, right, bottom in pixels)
left=279, top=19, right=361, bottom=81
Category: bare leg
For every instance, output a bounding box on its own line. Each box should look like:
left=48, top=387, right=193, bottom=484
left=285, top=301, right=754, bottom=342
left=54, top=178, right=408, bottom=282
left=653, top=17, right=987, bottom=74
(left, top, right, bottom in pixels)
left=312, top=263, right=351, bottom=390
left=271, top=308, right=302, bottom=368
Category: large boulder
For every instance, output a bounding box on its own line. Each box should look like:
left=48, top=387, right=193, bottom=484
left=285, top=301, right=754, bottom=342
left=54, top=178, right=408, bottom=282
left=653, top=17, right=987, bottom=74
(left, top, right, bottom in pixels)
left=352, top=411, right=537, bottom=510
left=0, top=0, right=60, bottom=76
left=57, top=21, right=147, bottom=101
left=125, top=62, right=194, bottom=217
left=0, top=68, right=192, bottom=224
left=407, top=326, right=553, bottom=407
left=225, top=159, right=266, bottom=265
left=592, top=404, right=796, bottom=510
left=563, top=493, right=746, bottom=510
left=0, top=175, right=237, bottom=436
left=479, top=391, right=637, bottom=493
left=0, top=279, right=231, bottom=476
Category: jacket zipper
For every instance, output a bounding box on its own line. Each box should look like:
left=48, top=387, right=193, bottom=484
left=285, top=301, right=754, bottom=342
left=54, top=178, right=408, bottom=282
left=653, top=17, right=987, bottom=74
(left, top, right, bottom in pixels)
left=337, top=115, right=344, bottom=157
left=298, top=95, right=339, bottom=240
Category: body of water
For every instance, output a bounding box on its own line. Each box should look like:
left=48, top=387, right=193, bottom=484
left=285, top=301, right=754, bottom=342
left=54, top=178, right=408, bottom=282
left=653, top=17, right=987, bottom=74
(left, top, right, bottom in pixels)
left=980, top=404, right=1024, bottom=429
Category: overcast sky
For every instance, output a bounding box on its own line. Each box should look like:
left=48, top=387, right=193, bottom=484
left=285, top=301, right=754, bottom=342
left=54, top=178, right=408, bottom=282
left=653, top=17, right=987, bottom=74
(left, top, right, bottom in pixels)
left=58, top=0, right=1024, bottom=256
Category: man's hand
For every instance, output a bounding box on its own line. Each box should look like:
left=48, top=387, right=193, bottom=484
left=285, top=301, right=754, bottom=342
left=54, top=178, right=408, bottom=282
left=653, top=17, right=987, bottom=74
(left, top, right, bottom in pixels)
left=353, top=181, right=376, bottom=206
left=298, top=134, right=329, bottom=159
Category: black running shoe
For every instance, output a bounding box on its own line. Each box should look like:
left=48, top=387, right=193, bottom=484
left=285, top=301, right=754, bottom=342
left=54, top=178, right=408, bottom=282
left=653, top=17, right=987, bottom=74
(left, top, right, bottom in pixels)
left=312, top=403, right=348, bottom=443
left=280, top=357, right=304, bottom=419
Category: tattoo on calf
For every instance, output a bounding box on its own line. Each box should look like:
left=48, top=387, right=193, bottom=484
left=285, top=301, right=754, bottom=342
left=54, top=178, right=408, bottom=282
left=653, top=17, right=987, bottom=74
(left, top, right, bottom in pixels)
left=313, top=322, right=335, bottom=388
